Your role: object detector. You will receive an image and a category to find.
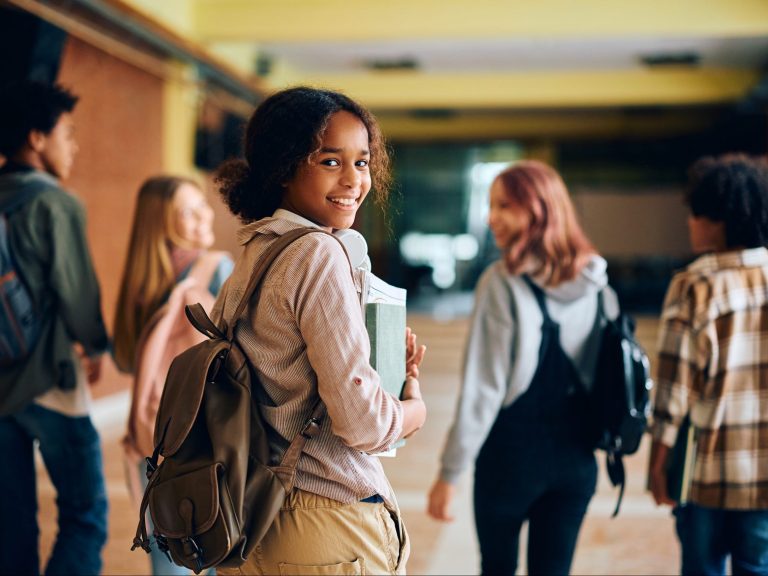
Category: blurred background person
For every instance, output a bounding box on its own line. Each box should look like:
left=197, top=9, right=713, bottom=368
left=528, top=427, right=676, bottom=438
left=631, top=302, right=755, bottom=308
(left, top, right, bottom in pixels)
left=428, top=160, right=619, bottom=575
left=0, top=80, right=110, bottom=576
left=113, top=175, right=232, bottom=576
left=648, top=154, right=768, bottom=576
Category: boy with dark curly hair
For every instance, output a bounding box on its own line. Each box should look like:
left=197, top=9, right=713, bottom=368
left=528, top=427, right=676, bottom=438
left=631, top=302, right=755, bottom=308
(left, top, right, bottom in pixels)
left=649, top=153, right=768, bottom=575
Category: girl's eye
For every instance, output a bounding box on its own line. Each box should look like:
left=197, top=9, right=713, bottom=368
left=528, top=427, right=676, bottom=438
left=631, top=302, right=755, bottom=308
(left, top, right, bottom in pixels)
left=321, top=159, right=340, bottom=167
left=355, top=160, right=369, bottom=168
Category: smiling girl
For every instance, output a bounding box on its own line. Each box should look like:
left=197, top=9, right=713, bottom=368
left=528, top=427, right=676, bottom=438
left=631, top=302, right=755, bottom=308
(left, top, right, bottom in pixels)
left=428, top=160, right=619, bottom=575
left=213, top=87, right=426, bottom=575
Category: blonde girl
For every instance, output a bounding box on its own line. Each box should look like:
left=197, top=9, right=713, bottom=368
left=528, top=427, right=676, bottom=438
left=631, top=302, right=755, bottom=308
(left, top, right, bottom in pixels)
left=114, top=175, right=232, bottom=576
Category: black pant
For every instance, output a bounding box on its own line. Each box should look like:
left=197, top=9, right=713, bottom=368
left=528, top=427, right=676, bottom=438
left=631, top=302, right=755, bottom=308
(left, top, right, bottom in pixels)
left=473, top=279, right=598, bottom=575
left=474, top=447, right=596, bottom=576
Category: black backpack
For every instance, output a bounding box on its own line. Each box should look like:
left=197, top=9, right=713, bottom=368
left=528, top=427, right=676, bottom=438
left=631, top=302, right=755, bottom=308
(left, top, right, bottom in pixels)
left=590, top=291, right=654, bottom=516
left=0, top=187, right=45, bottom=366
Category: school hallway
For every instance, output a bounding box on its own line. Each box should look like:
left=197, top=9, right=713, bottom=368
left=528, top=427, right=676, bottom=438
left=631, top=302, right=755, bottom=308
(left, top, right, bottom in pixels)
left=31, top=298, right=679, bottom=576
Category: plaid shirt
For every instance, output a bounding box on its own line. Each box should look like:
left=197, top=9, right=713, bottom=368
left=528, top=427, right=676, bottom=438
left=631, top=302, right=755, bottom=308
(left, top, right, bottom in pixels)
left=651, top=247, right=768, bottom=510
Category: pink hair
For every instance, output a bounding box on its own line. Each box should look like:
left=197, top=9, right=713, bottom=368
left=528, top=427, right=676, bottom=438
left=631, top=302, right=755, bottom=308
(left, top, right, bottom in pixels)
left=495, top=160, right=595, bottom=286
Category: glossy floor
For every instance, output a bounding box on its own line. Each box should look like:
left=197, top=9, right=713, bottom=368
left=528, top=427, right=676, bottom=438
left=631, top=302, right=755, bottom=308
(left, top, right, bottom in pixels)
left=34, top=313, right=679, bottom=575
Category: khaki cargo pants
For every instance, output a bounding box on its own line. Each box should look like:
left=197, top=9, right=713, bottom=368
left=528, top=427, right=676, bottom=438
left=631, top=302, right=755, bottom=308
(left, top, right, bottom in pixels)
left=219, top=489, right=410, bottom=575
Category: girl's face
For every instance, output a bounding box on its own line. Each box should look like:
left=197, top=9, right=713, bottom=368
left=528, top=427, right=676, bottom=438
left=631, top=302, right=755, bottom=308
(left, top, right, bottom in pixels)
left=281, top=111, right=372, bottom=231
left=171, top=183, right=215, bottom=249
left=488, top=179, right=529, bottom=250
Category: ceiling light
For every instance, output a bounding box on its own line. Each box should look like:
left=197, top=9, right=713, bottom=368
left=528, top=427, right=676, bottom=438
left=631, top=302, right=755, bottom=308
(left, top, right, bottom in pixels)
left=363, top=57, right=419, bottom=71
left=640, top=52, right=700, bottom=67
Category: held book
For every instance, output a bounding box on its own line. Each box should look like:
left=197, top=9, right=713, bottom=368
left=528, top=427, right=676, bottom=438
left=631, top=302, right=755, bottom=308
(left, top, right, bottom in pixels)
left=666, top=414, right=697, bottom=505
left=364, top=272, right=407, bottom=456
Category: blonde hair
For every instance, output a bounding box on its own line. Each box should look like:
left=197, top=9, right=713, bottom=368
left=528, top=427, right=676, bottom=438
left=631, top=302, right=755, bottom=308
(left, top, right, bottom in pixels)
left=112, top=175, right=201, bottom=372
left=495, top=160, right=595, bottom=286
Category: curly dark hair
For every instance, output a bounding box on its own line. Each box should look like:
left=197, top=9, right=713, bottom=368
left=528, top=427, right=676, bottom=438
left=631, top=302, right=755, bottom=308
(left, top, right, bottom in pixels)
left=686, top=153, right=768, bottom=249
left=0, top=81, right=78, bottom=157
left=216, top=86, right=392, bottom=223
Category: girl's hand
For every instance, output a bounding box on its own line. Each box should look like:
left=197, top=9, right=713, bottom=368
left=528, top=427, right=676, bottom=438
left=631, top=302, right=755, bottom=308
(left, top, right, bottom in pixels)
left=405, top=326, right=426, bottom=379
left=427, top=479, right=456, bottom=522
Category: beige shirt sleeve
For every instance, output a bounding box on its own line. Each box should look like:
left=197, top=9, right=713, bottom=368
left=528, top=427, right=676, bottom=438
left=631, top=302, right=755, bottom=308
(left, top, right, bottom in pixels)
left=288, top=235, right=404, bottom=453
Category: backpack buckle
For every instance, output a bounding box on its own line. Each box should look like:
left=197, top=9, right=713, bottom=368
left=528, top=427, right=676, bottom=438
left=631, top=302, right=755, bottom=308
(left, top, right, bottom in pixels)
left=182, top=536, right=203, bottom=573
left=301, top=417, right=320, bottom=439
left=154, top=531, right=173, bottom=564
left=145, top=456, right=157, bottom=478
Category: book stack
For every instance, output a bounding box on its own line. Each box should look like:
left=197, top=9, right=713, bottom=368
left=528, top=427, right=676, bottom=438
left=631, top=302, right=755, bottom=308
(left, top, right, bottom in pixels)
left=363, top=272, right=407, bottom=456
left=666, top=415, right=697, bottom=504
left=334, top=228, right=409, bottom=457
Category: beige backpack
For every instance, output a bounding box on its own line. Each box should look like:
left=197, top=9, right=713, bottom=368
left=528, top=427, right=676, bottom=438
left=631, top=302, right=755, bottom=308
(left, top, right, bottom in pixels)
left=123, top=251, right=228, bottom=469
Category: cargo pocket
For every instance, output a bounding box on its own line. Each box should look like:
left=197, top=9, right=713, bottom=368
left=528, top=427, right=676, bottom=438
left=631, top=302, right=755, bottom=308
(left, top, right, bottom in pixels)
left=278, top=558, right=363, bottom=575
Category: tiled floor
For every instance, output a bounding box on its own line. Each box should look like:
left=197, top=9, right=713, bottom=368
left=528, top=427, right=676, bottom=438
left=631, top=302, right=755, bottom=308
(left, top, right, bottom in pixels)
left=34, top=312, right=680, bottom=575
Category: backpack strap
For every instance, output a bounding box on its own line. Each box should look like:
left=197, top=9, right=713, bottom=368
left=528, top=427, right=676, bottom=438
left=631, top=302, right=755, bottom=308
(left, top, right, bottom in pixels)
left=185, top=303, right=225, bottom=340
left=131, top=462, right=163, bottom=554
left=0, top=171, right=59, bottom=214
left=275, top=399, right=327, bottom=492
left=224, top=227, right=340, bottom=340
left=220, top=227, right=343, bottom=489
left=596, top=287, right=624, bottom=327
left=604, top=452, right=626, bottom=517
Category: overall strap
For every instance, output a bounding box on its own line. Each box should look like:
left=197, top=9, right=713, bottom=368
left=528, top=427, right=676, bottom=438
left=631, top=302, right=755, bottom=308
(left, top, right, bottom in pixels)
left=522, top=275, right=553, bottom=324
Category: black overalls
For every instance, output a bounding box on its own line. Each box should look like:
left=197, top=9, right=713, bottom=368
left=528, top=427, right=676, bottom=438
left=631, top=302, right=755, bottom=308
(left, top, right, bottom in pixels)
left=473, top=278, right=598, bottom=576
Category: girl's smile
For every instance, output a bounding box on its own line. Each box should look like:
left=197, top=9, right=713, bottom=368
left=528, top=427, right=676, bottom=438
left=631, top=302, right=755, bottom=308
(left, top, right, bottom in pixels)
left=280, top=110, right=371, bottom=231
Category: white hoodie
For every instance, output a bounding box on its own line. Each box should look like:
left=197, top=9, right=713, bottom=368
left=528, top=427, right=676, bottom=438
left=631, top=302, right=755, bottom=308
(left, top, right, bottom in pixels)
left=438, top=255, right=619, bottom=484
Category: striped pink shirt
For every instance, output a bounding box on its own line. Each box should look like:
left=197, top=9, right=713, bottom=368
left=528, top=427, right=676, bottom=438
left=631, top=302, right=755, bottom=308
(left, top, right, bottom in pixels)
left=210, top=217, right=403, bottom=506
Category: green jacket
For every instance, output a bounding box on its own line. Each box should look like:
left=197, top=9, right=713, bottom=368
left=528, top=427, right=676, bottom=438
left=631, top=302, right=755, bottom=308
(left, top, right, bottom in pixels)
left=0, top=169, right=108, bottom=415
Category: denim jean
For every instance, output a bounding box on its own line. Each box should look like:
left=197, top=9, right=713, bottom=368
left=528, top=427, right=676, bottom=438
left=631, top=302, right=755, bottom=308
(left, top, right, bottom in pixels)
left=0, top=403, right=108, bottom=576
left=675, top=503, right=768, bottom=576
